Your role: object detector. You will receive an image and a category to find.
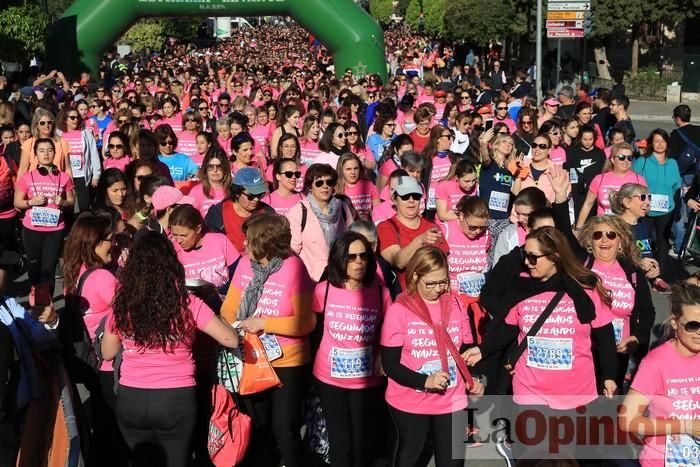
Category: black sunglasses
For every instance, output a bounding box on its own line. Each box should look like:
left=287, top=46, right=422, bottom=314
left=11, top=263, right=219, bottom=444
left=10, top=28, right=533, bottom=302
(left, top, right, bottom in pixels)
left=67, top=115, right=80, bottom=120
left=281, top=171, right=302, bottom=179
left=398, top=193, right=422, bottom=201
left=314, top=178, right=336, bottom=188
left=242, top=192, right=264, bottom=201
left=522, top=250, right=549, bottom=265
left=592, top=231, right=618, bottom=241
left=678, top=319, right=700, bottom=333
left=108, top=144, right=124, bottom=149
left=616, top=155, right=634, bottom=162
left=533, top=143, right=550, bottom=150
left=347, top=252, right=369, bottom=262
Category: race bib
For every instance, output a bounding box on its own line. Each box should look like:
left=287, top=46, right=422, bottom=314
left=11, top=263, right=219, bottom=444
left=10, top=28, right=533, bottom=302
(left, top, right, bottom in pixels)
left=259, top=333, right=282, bottom=361
left=650, top=194, right=670, bottom=213
left=612, top=318, right=624, bottom=345
left=330, top=346, right=372, bottom=379
left=30, top=207, right=60, bottom=227
left=70, top=155, right=82, bottom=171
left=569, top=168, right=579, bottom=185
left=458, top=272, right=485, bottom=297
left=665, top=434, right=700, bottom=467
left=488, top=190, right=510, bottom=213
left=416, top=358, right=457, bottom=389
left=427, top=187, right=437, bottom=210
left=527, top=337, right=573, bottom=370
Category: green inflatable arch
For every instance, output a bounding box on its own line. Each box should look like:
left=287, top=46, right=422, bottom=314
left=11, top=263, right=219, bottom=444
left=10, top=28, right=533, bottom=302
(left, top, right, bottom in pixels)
left=46, top=0, right=386, bottom=81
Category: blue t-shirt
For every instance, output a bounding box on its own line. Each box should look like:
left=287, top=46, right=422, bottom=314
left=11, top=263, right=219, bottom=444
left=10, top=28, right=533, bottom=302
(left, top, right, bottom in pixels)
left=478, top=162, right=513, bottom=219
left=91, top=115, right=112, bottom=148
left=367, top=133, right=394, bottom=162
left=158, top=153, right=199, bottom=181
left=632, top=155, right=682, bottom=217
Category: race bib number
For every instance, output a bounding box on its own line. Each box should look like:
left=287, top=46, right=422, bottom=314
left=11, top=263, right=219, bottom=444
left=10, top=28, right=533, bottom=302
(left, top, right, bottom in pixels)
left=650, top=194, right=670, bottom=213
left=259, top=333, right=282, bottom=361
left=527, top=337, right=573, bottom=370
left=612, top=318, right=624, bottom=345
left=70, top=155, right=82, bottom=171
left=416, top=358, right=458, bottom=389
left=330, top=346, right=372, bottom=378
left=569, top=168, right=579, bottom=185
left=665, top=434, right=700, bottom=467
left=30, top=207, right=60, bottom=227
left=488, top=190, right=510, bottom=213
left=427, top=187, right=437, bottom=210
left=458, top=272, right=485, bottom=297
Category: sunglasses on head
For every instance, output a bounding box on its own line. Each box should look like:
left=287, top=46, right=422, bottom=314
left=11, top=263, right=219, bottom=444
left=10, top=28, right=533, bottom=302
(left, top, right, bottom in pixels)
left=522, top=249, right=549, bottom=265
left=677, top=319, right=700, bottom=333
left=314, top=178, right=336, bottom=188
left=347, top=252, right=369, bottom=262
left=242, top=191, right=264, bottom=201
left=281, top=170, right=302, bottom=179
left=397, top=193, right=422, bottom=201
left=616, top=155, right=634, bottom=162
left=592, top=231, right=617, bottom=241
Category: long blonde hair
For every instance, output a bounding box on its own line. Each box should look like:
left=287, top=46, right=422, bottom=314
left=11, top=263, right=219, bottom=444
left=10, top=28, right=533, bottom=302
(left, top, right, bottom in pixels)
left=578, top=215, right=641, bottom=265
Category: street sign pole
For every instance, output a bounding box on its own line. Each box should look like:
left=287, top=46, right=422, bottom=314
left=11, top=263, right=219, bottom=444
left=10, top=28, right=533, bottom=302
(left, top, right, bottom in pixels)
left=555, top=39, right=561, bottom=86
left=536, top=0, right=543, bottom=106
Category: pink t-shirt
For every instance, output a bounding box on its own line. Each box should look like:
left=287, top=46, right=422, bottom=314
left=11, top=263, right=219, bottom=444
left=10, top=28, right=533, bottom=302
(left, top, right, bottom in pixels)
left=17, top=169, right=74, bottom=232
left=109, top=294, right=214, bottom=389
left=78, top=266, right=116, bottom=372
left=353, top=146, right=374, bottom=165
left=262, top=190, right=304, bottom=216
left=157, top=114, right=183, bottom=132
left=189, top=183, right=226, bottom=218
left=630, top=341, right=700, bottom=467
left=380, top=297, right=472, bottom=414
left=494, top=116, right=517, bottom=134
left=589, top=171, right=647, bottom=215
left=442, top=220, right=491, bottom=295
left=250, top=124, right=270, bottom=157
left=379, top=158, right=400, bottom=180
left=300, top=140, right=321, bottom=167
left=218, top=136, right=232, bottom=157
left=174, top=232, right=238, bottom=288
left=103, top=156, right=132, bottom=172
left=312, top=281, right=391, bottom=389
left=371, top=201, right=396, bottom=225
left=427, top=156, right=453, bottom=209
left=176, top=131, right=198, bottom=159
left=590, top=260, right=635, bottom=344
left=62, top=130, right=84, bottom=173
left=435, top=179, right=477, bottom=213
left=314, top=151, right=340, bottom=169
left=190, top=152, right=205, bottom=167
left=343, top=180, right=379, bottom=218
left=549, top=146, right=567, bottom=165
left=504, top=290, right=612, bottom=409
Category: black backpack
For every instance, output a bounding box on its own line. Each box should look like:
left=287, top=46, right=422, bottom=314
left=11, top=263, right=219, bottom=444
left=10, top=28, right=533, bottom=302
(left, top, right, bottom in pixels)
left=675, top=128, right=700, bottom=175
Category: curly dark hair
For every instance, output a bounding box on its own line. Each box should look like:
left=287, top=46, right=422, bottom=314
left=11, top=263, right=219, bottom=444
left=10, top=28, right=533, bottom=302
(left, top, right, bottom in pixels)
left=112, top=231, right=195, bottom=350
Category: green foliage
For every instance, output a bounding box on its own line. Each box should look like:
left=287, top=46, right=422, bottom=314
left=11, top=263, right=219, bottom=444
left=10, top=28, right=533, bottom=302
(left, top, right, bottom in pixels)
left=445, top=0, right=515, bottom=45
left=405, top=0, right=447, bottom=36
left=0, top=6, right=50, bottom=62
left=369, top=0, right=394, bottom=24
left=47, top=0, right=74, bottom=19
left=119, top=18, right=200, bottom=52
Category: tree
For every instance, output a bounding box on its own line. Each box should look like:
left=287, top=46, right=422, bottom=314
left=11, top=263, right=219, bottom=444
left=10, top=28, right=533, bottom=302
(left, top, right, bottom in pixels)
left=444, top=0, right=515, bottom=45
left=119, top=18, right=200, bottom=52
left=0, top=6, right=50, bottom=62
left=405, top=0, right=447, bottom=36
left=369, top=0, right=394, bottom=24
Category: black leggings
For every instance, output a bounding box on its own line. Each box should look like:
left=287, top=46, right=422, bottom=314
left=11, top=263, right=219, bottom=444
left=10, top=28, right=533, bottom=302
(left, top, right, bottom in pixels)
left=22, top=227, right=63, bottom=293
left=116, top=385, right=197, bottom=467
left=644, top=213, right=673, bottom=278
left=73, top=177, right=92, bottom=213
left=389, top=406, right=464, bottom=467
left=241, top=365, right=308, bottom=467
left=0, top=216, right=17, bottom=253
left=316, top=379, right=383, bottom=467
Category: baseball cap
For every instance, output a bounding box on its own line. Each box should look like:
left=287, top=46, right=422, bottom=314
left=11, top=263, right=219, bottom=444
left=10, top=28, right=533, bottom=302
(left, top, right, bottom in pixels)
left=233, top=168, right=268, bottom=195
left=151, top=186, right=195, bottom=211
left=394, top=176, right=423, bottom=197
left=544, top=98, right=560, bottom=106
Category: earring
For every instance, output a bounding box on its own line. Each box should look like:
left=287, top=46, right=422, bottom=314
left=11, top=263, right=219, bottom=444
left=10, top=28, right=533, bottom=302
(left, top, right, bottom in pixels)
left=586, top=246, right=593, bottom=254
left=618, top=246, right=624, bottom=254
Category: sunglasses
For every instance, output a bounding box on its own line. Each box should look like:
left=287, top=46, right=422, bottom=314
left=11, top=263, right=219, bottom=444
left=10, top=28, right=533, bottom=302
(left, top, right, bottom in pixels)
left=242, top=192, right=264, bottom=201
left=347, top=131, right=359, bottom=136
left=282, top=171, right=302, bottom=179
left=522, top=250, right=549, bottom=265
left=460, top=96, right=470, bottom=100
left=207, top=163, right=222, bottom=170
left=385, top=123, right=397, bottom=127
left=677, top=319, right=700, bottom=333
left=549, top=130, right=562, bottom=136
left=67, top=115, right=80, bottom=120
left=522, top=120, right=533, bottom=126
left=533, top=143, right=549, bottom=150
left=314, top=178, right=337, bottom=188
left=118, top=119, right=129, bottom=124
left=161, top=140, right=175, bottom=146
left=336, top=133, right=347, bottom=138
left=632, top=193, right=652, bottom=202
left=347, top=252, right=369, bottom=262
left=616, top=155, right=634, bottom=162
left=498, top=131, right=509, bottom=135
left=38, top=121, right=54, bottom=126
left=108, top=144, right=124, bottom=149
left=135, top=175, right=149, bottom=182
left=496, top=106, right=508, bottom=110
left=198, top=106, right=208, bottom=111
left=592, top=231, right=618, bottom=241
left=440, top=133, right=454, bottom=139
left=398, top=193, right=422, bottom=201
left=219, top=103, right=230, bottom=108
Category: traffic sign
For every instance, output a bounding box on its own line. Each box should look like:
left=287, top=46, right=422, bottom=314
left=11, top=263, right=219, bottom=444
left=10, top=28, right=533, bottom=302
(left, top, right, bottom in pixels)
left=547, top=28, right=585, bottom=38
left=546, top=11, right=585, bottom=19
left=547, top=2, right=591, bottom=11
left=546, top=20, right=584, bottom=28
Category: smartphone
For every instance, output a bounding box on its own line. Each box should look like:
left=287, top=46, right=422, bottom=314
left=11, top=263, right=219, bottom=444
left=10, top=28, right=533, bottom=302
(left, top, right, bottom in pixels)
left=34, top=283, right=52, bottom=307
left=485, top=119, right=494, bottom=131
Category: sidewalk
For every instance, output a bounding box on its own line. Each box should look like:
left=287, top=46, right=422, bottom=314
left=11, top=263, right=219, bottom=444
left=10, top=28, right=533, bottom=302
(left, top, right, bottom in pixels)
left=629, top=100, right=700, bottom=121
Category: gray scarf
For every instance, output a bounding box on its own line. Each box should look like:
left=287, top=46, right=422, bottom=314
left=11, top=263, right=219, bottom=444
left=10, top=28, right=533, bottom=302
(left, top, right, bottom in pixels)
left=237, top=256, right=283, bottom=320
left=307, top=196, right=342, bottom=248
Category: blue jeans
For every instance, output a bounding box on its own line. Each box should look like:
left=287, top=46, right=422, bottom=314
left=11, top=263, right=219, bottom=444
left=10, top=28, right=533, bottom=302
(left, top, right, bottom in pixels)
left=672, top=174, right=695, bottom=253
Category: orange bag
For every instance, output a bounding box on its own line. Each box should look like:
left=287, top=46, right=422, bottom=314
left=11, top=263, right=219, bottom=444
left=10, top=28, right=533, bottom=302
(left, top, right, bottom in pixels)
left=238, top=333, right=282, bottom=395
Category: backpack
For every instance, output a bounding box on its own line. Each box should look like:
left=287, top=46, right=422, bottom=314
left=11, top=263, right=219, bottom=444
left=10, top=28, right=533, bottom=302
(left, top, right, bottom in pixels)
left=675, top=128, right=700, bottom=175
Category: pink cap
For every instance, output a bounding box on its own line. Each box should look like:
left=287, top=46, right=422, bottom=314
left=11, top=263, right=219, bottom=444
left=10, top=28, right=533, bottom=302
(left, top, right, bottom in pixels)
left=151, top=186, right=195, bottom=212
left=544, top=98, right=560, bottom=106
